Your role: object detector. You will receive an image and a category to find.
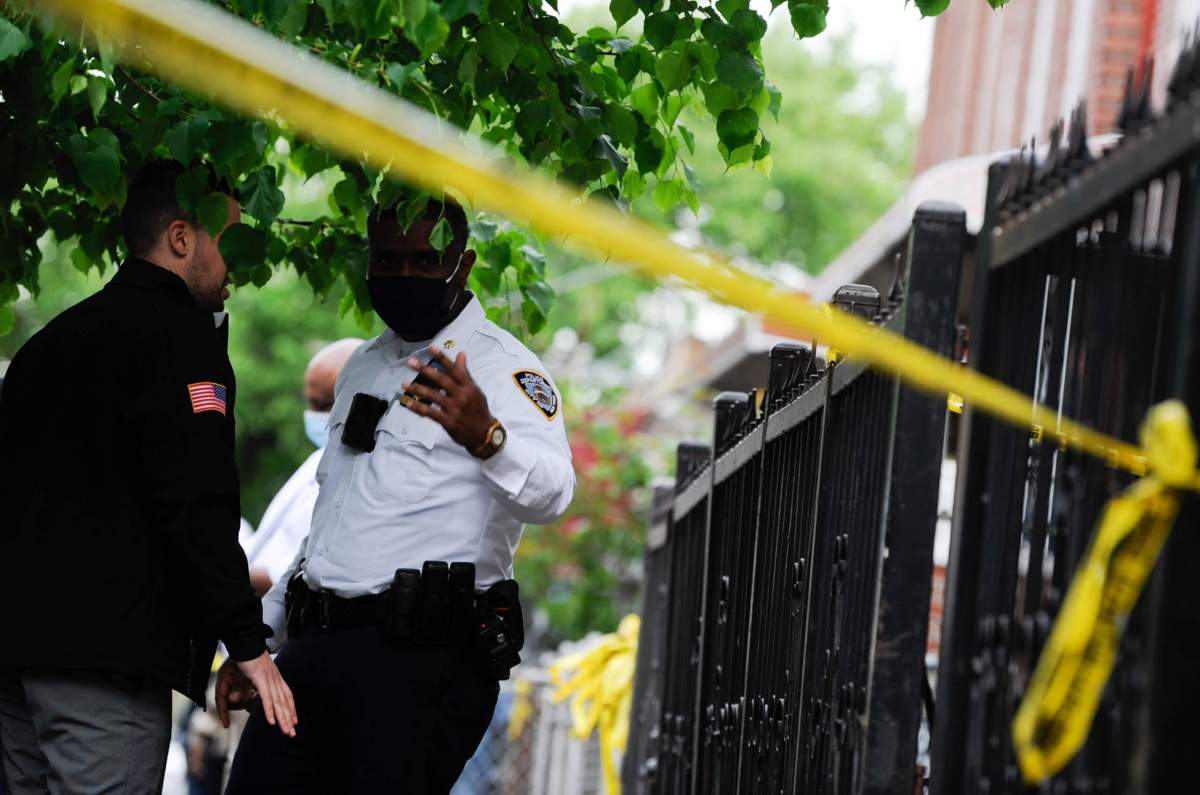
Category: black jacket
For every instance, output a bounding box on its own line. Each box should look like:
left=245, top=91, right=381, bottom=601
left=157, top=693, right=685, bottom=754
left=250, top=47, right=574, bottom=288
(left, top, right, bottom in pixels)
left=0, top=258, right=266, bottom=704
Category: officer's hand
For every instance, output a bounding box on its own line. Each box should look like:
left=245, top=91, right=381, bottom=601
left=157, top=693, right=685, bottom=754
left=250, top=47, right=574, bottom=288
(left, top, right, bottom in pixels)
left=402, top=346, right=496, bottom=454
left=215, top=657, right=256, bottom=728
left=232, top=652, right=298, bottom=737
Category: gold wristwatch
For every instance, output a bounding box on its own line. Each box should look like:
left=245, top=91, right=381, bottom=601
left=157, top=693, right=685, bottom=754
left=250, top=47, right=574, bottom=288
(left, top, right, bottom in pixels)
left=472, top=419, right=507, bottom=460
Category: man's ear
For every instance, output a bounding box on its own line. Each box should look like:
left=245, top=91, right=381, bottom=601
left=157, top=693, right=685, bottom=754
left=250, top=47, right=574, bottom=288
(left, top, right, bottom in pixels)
left=165, top=219, right=194, bottom=259
left=460, top=249, right=476, bottom=283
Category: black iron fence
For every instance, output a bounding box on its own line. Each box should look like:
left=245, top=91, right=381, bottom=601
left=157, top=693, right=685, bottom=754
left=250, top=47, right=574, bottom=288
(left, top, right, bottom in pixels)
left=623, top=203, right=964, bottom=795
left=626, top=46, right=1200, bottom=795
left=932, top=54, right=1200, bottom=795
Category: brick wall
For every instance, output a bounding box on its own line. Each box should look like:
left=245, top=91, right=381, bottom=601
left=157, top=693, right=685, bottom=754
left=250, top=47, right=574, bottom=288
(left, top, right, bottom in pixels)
left=914, top=0, right=1175, bottom=174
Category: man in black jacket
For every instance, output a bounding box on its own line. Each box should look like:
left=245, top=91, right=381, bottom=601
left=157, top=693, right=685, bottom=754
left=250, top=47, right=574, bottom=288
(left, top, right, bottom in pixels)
left=0, top=160, right=296, bottom=793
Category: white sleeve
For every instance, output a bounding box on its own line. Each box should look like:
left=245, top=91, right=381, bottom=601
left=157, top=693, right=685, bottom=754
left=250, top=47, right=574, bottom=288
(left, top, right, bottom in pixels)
left=479, top=367, right=575, bottom=525
left=261, top=541, right=306, bottom=653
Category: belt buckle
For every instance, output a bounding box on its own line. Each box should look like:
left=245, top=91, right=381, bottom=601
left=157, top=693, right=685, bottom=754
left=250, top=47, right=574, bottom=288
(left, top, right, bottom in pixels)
left=317, top=591, right=333, bottom=630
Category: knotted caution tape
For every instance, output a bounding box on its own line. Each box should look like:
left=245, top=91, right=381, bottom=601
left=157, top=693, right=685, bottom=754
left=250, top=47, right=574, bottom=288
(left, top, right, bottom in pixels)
left=549, top=614, right=639, bottom=795
left=1012, top=400, right=1200, bottom=783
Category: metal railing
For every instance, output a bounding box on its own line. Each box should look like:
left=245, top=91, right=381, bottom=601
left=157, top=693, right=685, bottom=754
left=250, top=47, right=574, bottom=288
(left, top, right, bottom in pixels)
left=931, top=52, right=1200, bottom=795
left=624, top=204, right=964, bottom=795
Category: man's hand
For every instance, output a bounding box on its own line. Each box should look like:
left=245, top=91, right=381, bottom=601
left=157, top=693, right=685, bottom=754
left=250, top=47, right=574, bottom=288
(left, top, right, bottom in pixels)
left=215, top=652, right=298, bottom=737
left=402, top=346, right=495, bottom=454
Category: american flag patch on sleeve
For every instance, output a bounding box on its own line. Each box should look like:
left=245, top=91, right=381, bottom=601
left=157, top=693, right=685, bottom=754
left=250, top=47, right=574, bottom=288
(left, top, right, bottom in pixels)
left=187, top=382, right=227, bottom=415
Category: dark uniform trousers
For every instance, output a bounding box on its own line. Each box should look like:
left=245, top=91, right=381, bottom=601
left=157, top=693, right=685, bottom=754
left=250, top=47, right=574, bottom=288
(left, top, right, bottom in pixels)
left=226, top=625, right=498, bottom=794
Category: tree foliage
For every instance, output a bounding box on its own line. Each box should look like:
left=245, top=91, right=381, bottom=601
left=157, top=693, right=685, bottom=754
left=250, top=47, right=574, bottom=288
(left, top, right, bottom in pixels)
left=0, top=0, right=979, bottom=337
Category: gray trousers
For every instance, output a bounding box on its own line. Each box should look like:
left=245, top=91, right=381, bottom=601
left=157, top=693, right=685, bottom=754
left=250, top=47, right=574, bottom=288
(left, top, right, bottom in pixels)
left=0, top=669, right=171, bottom=795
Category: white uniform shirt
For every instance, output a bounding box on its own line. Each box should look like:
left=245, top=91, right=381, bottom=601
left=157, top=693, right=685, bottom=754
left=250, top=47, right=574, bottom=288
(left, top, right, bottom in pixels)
left=261, top=296, right=575, bottom=649
left=241, top=449, right=322, bottom=585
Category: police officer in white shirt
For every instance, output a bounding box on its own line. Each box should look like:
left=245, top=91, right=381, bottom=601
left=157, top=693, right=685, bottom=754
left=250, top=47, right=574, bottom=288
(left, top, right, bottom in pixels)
left=221, top=196, right=575, bottom=794
left=241, top=338, right=363, bottom=595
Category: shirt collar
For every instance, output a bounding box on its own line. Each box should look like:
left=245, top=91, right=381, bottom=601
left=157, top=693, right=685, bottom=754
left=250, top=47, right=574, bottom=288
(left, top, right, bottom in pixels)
left=110, top=257, right=197, bottom=309
left=369, top=294, right=486, bottom=360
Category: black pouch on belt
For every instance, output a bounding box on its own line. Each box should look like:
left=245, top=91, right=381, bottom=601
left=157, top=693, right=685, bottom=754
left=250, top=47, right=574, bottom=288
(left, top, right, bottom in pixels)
left=476, top=579, right=524, bottom=680
left=284, top=564, right=308, bottom=639
left=448, top=562, right=476, bottom=647
left=386, top=568, right=421, bottom=643
left=415, top=561, right=450, bottom=645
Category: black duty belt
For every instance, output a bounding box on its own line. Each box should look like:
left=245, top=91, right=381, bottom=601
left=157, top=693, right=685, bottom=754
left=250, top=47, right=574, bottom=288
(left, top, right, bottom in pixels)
left=284, top=560, right=524, bottom=680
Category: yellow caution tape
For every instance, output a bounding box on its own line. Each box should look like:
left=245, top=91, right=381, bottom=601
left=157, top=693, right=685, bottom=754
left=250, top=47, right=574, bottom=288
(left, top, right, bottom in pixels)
left=1012, top=400, right=1197, bottom=782
left=507, top=676, right=533, bottom=741
left=549, top=614, right=639, bottom=795
left=29, top=0, right=1155, bottom=481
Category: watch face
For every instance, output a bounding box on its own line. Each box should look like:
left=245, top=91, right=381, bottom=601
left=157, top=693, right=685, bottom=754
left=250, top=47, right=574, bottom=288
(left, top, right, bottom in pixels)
left=493, top=426, right=506, bottom=447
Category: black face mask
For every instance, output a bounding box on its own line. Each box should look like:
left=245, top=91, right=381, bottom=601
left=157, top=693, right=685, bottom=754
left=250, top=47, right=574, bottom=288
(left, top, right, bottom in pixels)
left=367, top=259, right=462, bottom=340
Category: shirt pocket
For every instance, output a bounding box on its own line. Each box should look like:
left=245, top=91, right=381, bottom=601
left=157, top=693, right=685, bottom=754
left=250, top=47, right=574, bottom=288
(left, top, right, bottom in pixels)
left=370, top=406, right=439, bottom=502
left=316, top=405, right=350, bottom=485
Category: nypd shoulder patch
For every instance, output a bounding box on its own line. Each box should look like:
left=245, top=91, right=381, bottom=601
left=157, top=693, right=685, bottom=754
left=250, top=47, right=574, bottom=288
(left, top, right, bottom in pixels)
left=513, top=370, right=559, bottom=420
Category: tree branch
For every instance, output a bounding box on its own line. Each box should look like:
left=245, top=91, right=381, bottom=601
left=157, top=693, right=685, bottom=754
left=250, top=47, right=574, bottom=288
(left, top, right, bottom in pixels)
left=118, top=66, right=163, bottom=104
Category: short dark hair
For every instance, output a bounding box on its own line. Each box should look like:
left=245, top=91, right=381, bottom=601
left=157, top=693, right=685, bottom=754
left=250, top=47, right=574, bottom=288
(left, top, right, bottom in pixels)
left=368, top=195, right=470, bottom=259
left=120, top=159, right=233, bottom=257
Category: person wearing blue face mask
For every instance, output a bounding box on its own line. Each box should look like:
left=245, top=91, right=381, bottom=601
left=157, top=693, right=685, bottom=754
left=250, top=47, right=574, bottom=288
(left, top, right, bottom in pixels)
left=240, top=339, right=363, bottom=597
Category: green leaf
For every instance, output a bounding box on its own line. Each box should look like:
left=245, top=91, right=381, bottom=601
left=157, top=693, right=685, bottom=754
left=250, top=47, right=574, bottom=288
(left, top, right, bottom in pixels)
left=593, top=135, right=628, bottom=179
left=457, top=49, right=480, bottom=84
left=730, top=9, right=767, bottom=42
left=914, top=0, right=950, bottom=14
left=291, top=144, right=334, bottom=179
left=717, top=51, right=763, bottom=94
left=655, top=47, right=692, bottom=93
left=333, top=178, right=364, bottom=215
left=478, top=25, right=520, bottom=74
left=240, top=166, right=286, bottom=225
left=651, top=178, right=683, bottom=213
left=610, top=0, right=637, bottom=28
left=174, top=167, right=210, bottom=214
left=987, top=0, right=1011, bottom=7
left=643, top=13, right=676, bottom=50
left=207, top=120, right=267, bottom=178
left=164, top=113, right=211, bottom=164
left=442, top=0, right=483, bottom=22
left=218, top=223, right=268, bottom=272
left=386, top=61, right=421, bottom=91
left=521, top=297, right=547, bottom=335
left=702, top=81, right=739, bottom=115
left=523, top=280, right=555, bottom=316
left=0, top=302, right=13, bottom=337
left=485, top=240, right=512, bottom=271
left=404, top=0, right=428, bottom=26
left=50, top=56, right=76, bottom=106
left=699, top=19, right=744, bottom=50
left=634, top=131, right=665, bottom=175
left=400, top=194, right=431, bottom=230
left=716, top=0, right=749, bottom=22
left=70, top=247, right=94, bottom=276
left=605, top=106, right=637, bottom=147
left=679, top=124, right=695, bottom=155
left=0, top=16, right=30, bottom=63
left=196, top=192, right=232, bottom=238
left=410, top=10, right=450, bottom=58
left=766, top=80, right=782, bottom=120
left=87, top=76, right=108, bottom=122
left=68, top=129, right=121, bottom=199
left=429, top=216, right=452, bottom=252
left=716, top=107, right=758, bottom=151
left=278, top=1, right=308, bottom=35
left=629, top=82, right=659, bottom=123
left=788, top=0, right=829, bottom=38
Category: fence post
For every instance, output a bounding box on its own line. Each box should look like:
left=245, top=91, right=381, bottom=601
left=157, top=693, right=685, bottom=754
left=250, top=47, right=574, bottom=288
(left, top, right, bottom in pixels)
left=623, top=480, right=677, bottom=795
left=929, top=162, right=1008, bottom=795
left=1133, top=153, right=1200, bottom=793
left=861, top=202, right=965, bottom=794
